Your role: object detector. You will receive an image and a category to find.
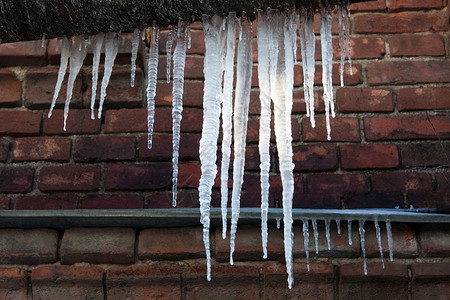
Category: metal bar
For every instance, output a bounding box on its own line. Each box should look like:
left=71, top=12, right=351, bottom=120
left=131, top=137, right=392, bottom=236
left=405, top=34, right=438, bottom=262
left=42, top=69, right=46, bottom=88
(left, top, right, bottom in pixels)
left=0, top=208, right=448, bottom=229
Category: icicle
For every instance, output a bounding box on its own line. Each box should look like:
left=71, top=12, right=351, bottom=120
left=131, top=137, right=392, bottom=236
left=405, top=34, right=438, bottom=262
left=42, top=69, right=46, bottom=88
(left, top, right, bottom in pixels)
left=55, top=37, right=61, bottom=51
left=41, top=33, right=46, bottom=48
left=312, top=218, right=319, bottom=254
left=276, top=217, right=281, bottom=229
left=166, top=27, right=177, bottom=83
left=98, top=32, right=120, bottom=119
left=336, top=218, right=341, bottom=234
left=374, top=219, right=385, bottom=268
left=359, top=219, right=367, bottom=275
left=347, top=219, right=353, bottom=245
left=48, top=36, right=70, bottom=118
left=345, top=0, right=353, bottom=75
left=302, top=219, right=310, bottom=271
left=289, top=10, right=298, bottom=65
left=171, top=24, right=187, bottom=207
left=386, top=219, right=394, bottom=261
left=90, top=33, right=104, bottom=119
left=147, top=24, right=159, bottom=149
left=63, top=36, right=88, bottom=131
left=199, top=15, right=226, bottom=281
left=187, top=24, right=192, bottom=49
left=257, top=10, right=271, bottom=259
left=220, top=12, right=237, bottom=239
left=230, top=15, right=252, bottom=266
left=338, top=4, right=346, bottom=87
left=130, top=28, right=140, bottom=88
left=283, top=11, right=295, bottom=155
left=325, top=219, right=331, bottom=250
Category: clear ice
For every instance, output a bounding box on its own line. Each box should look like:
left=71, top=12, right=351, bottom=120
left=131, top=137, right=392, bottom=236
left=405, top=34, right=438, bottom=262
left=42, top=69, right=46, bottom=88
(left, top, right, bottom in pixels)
left=130, top=28, right=140, bottom=87
left=375, top=219, right=385, bottom=268
left=386, top=219, right=394, bottom=261
left=90, top=33, right=104, bottom=119
left=166, top=27, right=177, bottom=83
left=313, top=218, right=319, bottom=254
left=302, top=219, right=310, bottom=271
left=325, top=219, right=331, bottom=250
left=147, top=24, right=159, bottom=149
left=48, top=36, right=70, bottom=118
left=359, top=219, right=367, bottom=275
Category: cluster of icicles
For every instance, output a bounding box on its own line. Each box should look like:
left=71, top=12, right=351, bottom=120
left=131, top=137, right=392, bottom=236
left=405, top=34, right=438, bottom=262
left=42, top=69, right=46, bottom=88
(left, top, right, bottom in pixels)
left=45, top=2, right=395, bottom=289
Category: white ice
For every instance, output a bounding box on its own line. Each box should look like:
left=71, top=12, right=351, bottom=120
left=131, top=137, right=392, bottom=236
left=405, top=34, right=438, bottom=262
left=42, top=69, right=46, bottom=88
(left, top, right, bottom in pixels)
left=325, top=219, right=331, bottom=250
left=375, top=219, right=385, bottom=268
left=302, top=219, right=310, bottom=271
left=130, top=28, right=140, bottom=87
left=90, top=33, right=104, bottom=119
left=147, top=24, right=159, bottom=149
left=48, top=36, right=70, bottom=118
left=386, top=219, right=394, bottom=261
left=359, top=219, right=367, bottom=275
left=166, top=27, right=177, bottom=83
left=348, top=219, right=353, bottom=245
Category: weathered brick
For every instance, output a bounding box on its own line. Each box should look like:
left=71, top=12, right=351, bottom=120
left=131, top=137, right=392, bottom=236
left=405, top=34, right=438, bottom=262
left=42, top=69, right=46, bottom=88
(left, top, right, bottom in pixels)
left=158, top=56, right=203, bottom=79
left=0, top=40, right=46, bottom=67
left=14, top=194, right=78, bottom=209
left=104, top=108, right=147, bottom=133
left=408, top=190, right=450, bottom=208
left=139, top=227, right=204, bottom=260
left=24, top=67, right=83, bottom=109
left=81, top=194, right=143, bottom=209
left=307, top=173, right=368, bottom=196
left=105, top=163, right=171, bottom=190
left=390, top=34, right=445, bottom=56
left=0, top=267, right=27, bottom=299
left=0, top=167, right=34, bottom=193
left=186, top=265, right=259, bottom=300
left=32, top=265, right=104, bottom=300
left=0, top=70, right=21, bottom=107
left=293, top=144, right=338, bottom=171
left=397, top=87, right=450, bottom=111
left=364, top=223, right=418, bottom=258
left=39, top=165, right=100, bottom=192
left=0, top=229, right=57, bottom=264
left=364, top=116, right=450, bottom=140
left=0, top=110, right=41, bottom=136
left=339, top=263, right=408, bottom=299
left=419, top=224, right=450, bottom=257
left=367, top=61, right=450, bottom=85
left=74, top=135, right=135, bottom=162
left=156, top=81, right=204, bottom=107
left=0, top=138, right=10, bottom=162
left=302, top=117, right=360, bottom=142
left=139, top=133, right=200, bottom=161
left=371, top=172, right=432, bottom=192
left=400, top=141, right=450, bottom=167
left=0, top=196, right=9, bottom=209
left=351, top=0, right=386, bottom=12
left=12, top=137, right=71, bottom=162
left=411, top=263, right=450, bottom=299
left=107, top=265, right=181, bottom=300
left=388, top=0, right=444, bottom=11
left=264, top=262, right=334, bottom=297
left=435, top=173, right=450, bottom=193
left=340, top=144, right=399, bottom=169
left=61, top=228, right=135, bottom=264
left=43, top=109, right=101, bottom=135
left=344, top=191, right=404, bottom=209
left=314, top=63, right=363, bottom=86
left=335, top=36, right=386, bottom=59
left=147, top=190, right=200, bottom=208
left=336, top=88, right=393, bottom=112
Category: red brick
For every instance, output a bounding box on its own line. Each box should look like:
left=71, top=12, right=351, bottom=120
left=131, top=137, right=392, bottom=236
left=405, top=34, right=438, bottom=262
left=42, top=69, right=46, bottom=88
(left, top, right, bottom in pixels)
left=400, top=141, right=450, bottom=167
left=139, top=227, right=204, bottom=260
left=351, top=0, right=387, bottom=12
left=367, top=61, right=450, bottom=85
left=0, top=167, right=34, bottom=193
left=104, top=108, right=147, bottom=133
left=0, top=229, right=57, bottom=264
left=61, top=228, right=135, bottom=264
left=293, top=144, right=338, bottom=171
left=0, top=267, right=27, bottom=299
left=74, top=135, right=135, bottom=162
left=0, top=40, right=46, bottom=67
left=0, top=138, right=9, bottom=162
left=397, top=87, right=450, bottom=111
left=32, top=265, right=104, bottom=300
left=0, top=70, right=21, bottom=107
left=177, top=161, right=221, bottom=188
left=339, top=263, right=408, bottom=299
left=364, top=116, right=450, bottom=140
left=307, top=173, right=367, bottom=195
left=340, top=36, right=385, bottom=59
left=337, top=88, right=393, bottom=112
left=0, top=196, right=9, bottom=209
left=389, top=0, right=444, bottom=11
left=419, top=224, right=450, bottom=257
left=365, top=223, right=418, bottom=258
left=411, top=263, right=450, bottom=299
left=81, top=194, right=143, bottom=209
left=107, top=265, right=181, bottom=299
left=12, top=137, right=71, bottom=162
left=302, top=117, right=360, bottom=142
left=340, top=144, right=399, bottom=169
left=264, top=262, right=334, bottom=297
left=215, top=225, right=284, bottom=262
left=314, top=63, right=363, bottom=86
left=408, top=190, right=450, bottom=208
left=14, top=194, right=78, bottom=209
left=292, top=89, right=325, bottom=114
left=159, top=29, right=205, bottom=54
left=84, top=66, right=143, bottom=109
left=156, top=81, right=204, bottom=107
left=390, top=34, right=445, bottom=56
left=43, top=109, right=101, bottom=135
left=247, top=118, right=300, bottom=143
left=435, top=172, right=450, bottom=193
left=354, top=12, right=447, bottom=33
left=243, top=146, right=260, bottom=171
left=139, top=133, right=200, bottom=161
left=24, top=67, right=83, bottom=109
left=158, top=56, right=204, bottom=80
left=371, top=172, right=432, bottom=192
left=105, top=163, right=171, bottom=190
left=0, top=110, right=41, bottom=136
left=39, top=165, right=100, bottom=192
left=186, top=265, right=259, bottom=300
left=344, top=191, right=404, bottom=208
left=147, top=190, right=200, bottom=208
left=153, top=107, right=203, bottom=132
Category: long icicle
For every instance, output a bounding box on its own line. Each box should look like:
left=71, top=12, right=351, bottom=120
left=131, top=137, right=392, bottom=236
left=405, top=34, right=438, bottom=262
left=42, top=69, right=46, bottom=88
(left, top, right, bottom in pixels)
left=48, top=36, right=70, bottom=118
left=229, top=15, right=252, bottom=265
left=130, top=28, right=140, bottom=87
left=220, top=12, right=237, bottom=239
left=90, top=33, right=104, bottom=119
left=147, top=23, right=159, bottom=149
left=166, top=27, right=177, bottom=83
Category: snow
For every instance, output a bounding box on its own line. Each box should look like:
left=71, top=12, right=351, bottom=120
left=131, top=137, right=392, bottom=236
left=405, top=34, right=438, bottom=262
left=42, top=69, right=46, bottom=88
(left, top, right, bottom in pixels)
left=147, top=24, right=159, bottom=149
left=90, top=33, right=104, bottom=119
left=130, top=28, right=140, bottom=87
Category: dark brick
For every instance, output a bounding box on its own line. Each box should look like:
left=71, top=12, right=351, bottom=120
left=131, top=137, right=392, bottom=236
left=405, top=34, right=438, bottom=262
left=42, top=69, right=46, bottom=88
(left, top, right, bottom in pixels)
left=43, top=109, right=101, bottom=135
left=397, top=87, right=450, bottom=111
left=153, top=107, right=203, bottom=133
left=400, top=142, right=450, bottom=167
left=340, top=144, right=399, bottom=169
left=0, top=167, right=34, bottom=193
left=105, top=163, right=171, bottom=190
left=155, top=81, right=204, bottom=107
left=81, top=194, right=144, bottom=209
left=147, top=191, right=200, bottom=209
left=12, top=137, right=71, bottom=162
left=345, top=191, right=404, bottom=209
left=435, top=173, right=450, bottom=193
left=0, top=138, right=9, bottom=162
left=293, top=144, right=338, bottom=172
left=408, top=190, right=450, bottom=208
left=293, top=193, right=341, bottom=209
left=74, top=135, right=136, bottom=162
left=0, top=196, right=10, bottom=209
left=139, top=133, right=200, bottom=161
left=0, top=110, right=42, bottom=137
left=0, top=267, right=27, bottom=299
left=371, top=172, right=432, bottom=192
left=307, top=173, right=367, bottom=196
left=39, top=165, right=100, bottom=192
left=411, top=263, right=450, bottom=299
left=302, top=117, right=360, bottom=142
left=14, top=194, right=78, bottom=209
left=419, top=224, right=450, bottom=257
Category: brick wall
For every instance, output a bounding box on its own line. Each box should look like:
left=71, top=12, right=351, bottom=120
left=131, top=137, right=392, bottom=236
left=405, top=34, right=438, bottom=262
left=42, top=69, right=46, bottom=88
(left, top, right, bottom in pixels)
left=0, top=0, right=449, bottom=298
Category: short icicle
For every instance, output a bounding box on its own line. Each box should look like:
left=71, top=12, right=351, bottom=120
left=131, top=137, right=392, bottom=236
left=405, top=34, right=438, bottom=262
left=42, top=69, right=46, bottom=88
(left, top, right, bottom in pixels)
left=229, top=15, right=252, bottom=266
left=336, top=218, right=341, bottom=234
left=313, top=218, right=319, bottom=254
left=147, top=24, right=159, bottom=149
left=220, top=12, right=237, bottom=239
left=374, top=219, right=385, bottom=268
left=130, top=28, right=140, bottom=87
left=48, top=36, right=70, bottom=118
left=347, top=219, right=353, bottom=245
left=171, top=23, right=187, bottom=207
left=358, top=219, right=367, bottom=275
left=302, top=219, right=310, bottom=271
left=325, top=219, right=331, bottom=250
left=90, top=33, right=105, bottom=119
left=386, top=219, right=394, bottom=261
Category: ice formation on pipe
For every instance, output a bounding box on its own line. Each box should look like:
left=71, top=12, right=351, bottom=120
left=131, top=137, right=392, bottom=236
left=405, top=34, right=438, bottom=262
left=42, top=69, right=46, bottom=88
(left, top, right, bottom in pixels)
left=147, top=24, right=159, bottom=149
